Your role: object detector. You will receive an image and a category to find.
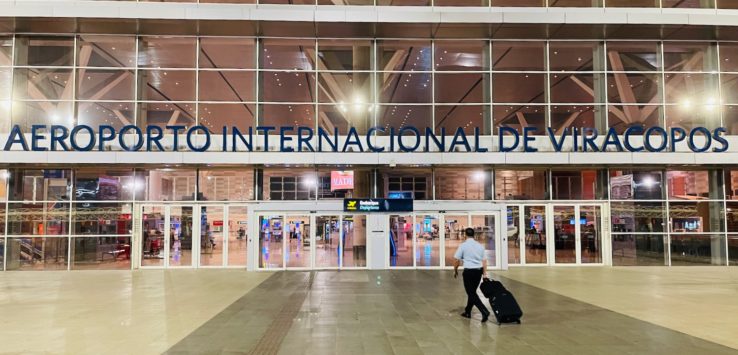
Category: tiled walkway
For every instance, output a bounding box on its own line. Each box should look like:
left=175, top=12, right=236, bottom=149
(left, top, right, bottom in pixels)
left=166, top=270, right=737, bottom=355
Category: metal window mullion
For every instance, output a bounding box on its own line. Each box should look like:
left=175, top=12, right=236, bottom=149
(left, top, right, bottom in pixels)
left=431, top=40, right=436, bottom=148
left=133, top=36, right=140, bottom=128
left=195, top=37, right=201, bottom=156
left=717, top=42, right=725, bottom=128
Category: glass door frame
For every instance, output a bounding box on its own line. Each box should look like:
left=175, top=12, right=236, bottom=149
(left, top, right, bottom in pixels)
left=547, top=203, right=606, bottom=266
left=138, top=203, right=198, bottom=269
left=256, top=212, right=370, bottom=270
left=387, top=211, right=503, bottom=270
left=198, top=204, right=227, bottom=268
left=508, top=203, right=607, bottom=266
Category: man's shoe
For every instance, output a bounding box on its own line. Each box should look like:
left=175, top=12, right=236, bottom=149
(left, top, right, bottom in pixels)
left=481, top=311, right=490, bottom=323
left=460, top=312, right=471, bottom=319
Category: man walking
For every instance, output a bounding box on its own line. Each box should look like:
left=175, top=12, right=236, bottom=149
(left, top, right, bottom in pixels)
left=453, top=227, right=490, bottom=322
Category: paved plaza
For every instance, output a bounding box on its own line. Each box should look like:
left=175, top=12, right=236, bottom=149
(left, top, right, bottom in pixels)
left=1, top=268, right=738, bottom=354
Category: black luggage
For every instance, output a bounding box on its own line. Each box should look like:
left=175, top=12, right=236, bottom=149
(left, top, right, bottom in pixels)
left=480, top=279, right=523, bottom=325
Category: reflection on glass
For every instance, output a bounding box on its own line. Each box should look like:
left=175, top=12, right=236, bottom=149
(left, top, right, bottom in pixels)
left=728, top=236, right=738, bottom=266
left=611, top=234, right=667, bottom=266
left=199, top=38, right=255, bottom=69
left=493, top=105, right=547, bottom=134
left=259, top=215, right=284, bottom=269
left=389, top=214, right=413, bottom=267
left=580, top=206, right=602, bottom=264
left=415, top=215, right=440, bottom=267
left=507, top=207, right=521, bottom=264
left=72, top=237, right=132, bottom=270
left=473, top=214, right=496, bottom=268
left=286, top=215, right=310, bottom=268
left=141, top=205, right=165, bottom=267
left=15, top=36, right=74, bottom=66
left=524, top=206, right=546, bottom=264
left=435, top=169, right=490, bottom=200
left=138, top=37, right=196, bottom=68
left=550, top=73, right=600, bottom=103
left=377, top=40, right=431, bottom=71
left=78, top=35, right=136, bottom=68
left=169, top=206, right=193, bottom=267
left=493, top=73, right=545, bottom=103
left=77, top=69, right=134, bottom=100
left=444, top=215, right=468, bottom=267
left=200, top=206, right=224, bottom=267
left=549, top=41, right=603, bottom=71
left=669, top=202, right=724, bottom=233
left=610, top=201, right=666, bottom=233
left=228, top=206, right=248, bottom=267
left=494, top=170, right=548, bottom=200
left=662, top=42, right=717, bottom=72
left=7, top=202, right=70, bottom=235
left=670, top=234, right=726, bottom=266
left=554, top=206, right=576, bottom=264
left=317, top=39, right=371, bottom=71
left=609, top=170, right=664, bottom=200
left=315, top=215, right=340, bottom=268
left=6, top=237, right=69, bottom=270
left=13, top=68, right=73, bottom=100
left=342, top=215, right=367, bottom=267
left=492, top=41, right=545, bottom=71
left=73, top=203, right=133, bottom=235
left=199, top=169, right=255, bottom=201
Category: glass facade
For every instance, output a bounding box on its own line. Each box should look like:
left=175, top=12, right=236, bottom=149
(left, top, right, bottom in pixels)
left=3, top=36, right=738, bottom=144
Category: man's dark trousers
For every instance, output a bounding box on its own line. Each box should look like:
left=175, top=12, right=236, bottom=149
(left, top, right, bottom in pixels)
left=463, top=268, right=489, bottom=315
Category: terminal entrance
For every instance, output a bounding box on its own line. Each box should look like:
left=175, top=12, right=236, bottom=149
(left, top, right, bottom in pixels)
left=388, top=213, right=500, bottom=269
left=257, top=213, right=368, bottom=270
left=138, top=204, right=249, bottom=268
left=508, top=204, right=606, bottom=266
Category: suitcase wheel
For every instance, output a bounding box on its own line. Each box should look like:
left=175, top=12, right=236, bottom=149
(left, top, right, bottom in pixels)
left=516, top=320, right=521, bottom=324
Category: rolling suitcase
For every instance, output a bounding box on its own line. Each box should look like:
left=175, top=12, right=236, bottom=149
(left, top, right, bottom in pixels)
left=480, top=279, right=523, bottom=325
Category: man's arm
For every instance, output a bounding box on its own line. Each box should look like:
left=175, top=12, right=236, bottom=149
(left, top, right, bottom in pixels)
left=453, top=258, right=461, bottom=278
left=482, top=258, right=488, bottom=279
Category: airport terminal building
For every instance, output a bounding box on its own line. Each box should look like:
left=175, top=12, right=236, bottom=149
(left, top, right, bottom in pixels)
left=1, top=0, right=738, bottom=272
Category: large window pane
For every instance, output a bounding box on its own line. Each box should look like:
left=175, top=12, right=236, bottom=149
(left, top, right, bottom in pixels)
left=77, top=69, right=134, bottom=101
left=200, top=206, right=224, bottom=267
left=669, top=202, right=724, bottom=233
left=379, top=72, right=432, bottom=103
left=434, top=168, right=491, bottom=200
left=261, top=71, right=315, bottom=102
left=726, top=170, right=738, bottom=200
left=138, top=37, right=196, bottom=68
left=607, top=41, right=660, bottom=72
left=15, top=36, right=74, bottom=66
left=612, top=234, right=667, bottom=266
left=729, top=235, right=738, bottom=265
left=0, top=37, right=12, bottom=66
left=611, top=202, right=666, bottom=233
left=727, top=202, right=738, bottom=233
left=317, top=169, right=373, bottom=199
left=377, top=105, right=432, bottom=133
left=199, top=38, right=255, bottom=69
left=137, top=102, right=196, bottom=130
left=138, top=169, right=196, bottom=201
left=259, top=104, right=314, bottom=132
left=71, top=236, right=131, bottom=270
left=198, top=103, right=256, bottom=133
left=8, top=169, right=72, bottom=201
left=73, top=203, right=133, bottom=235
left=607, top=105, right=662, bottom=133
left=663, top=42, right=717, bottom=72
left=6, top=237, right=69, bottom=270
left=378, top=168, right=432, bottom=200
left=435, top=105, right=490, bottom=135
left=138, top=70, right=196, bottom=101
left=434, top=41, right=487, bottom=71
left=317, top=104, right=372, bottom=134
left=670, top=234, right=726, bottom=266
left=228, top=206, right=248, bottom=267
left=606, top=73, right=661, bottom=104
left=378, top=40, right=431, bottom=72
left=199, top=169, right=255, bottom=201
left=262, top=168, right=316, bottom=201
left=550, top=73, right=602, bottom=104
left=492, top=73, right=545, bottom=103
left=317, top=39, right=371, bottom=71
left=75, top=168, right=134, bottom=201
left=667, top=170, right=722, bottom=200
left=78, top=35, right=136, bottom=68
left=435, top=73, right=488, bottom=104
left=13, top=68, right=74, bottom=101
left=318, top=72, right=371, bottom=104
left=495, top=170, right=548, bottom=200
left=610, top=170, right=664, bottom=200
left=260, top=38, right=315, bottom=71
left=550, top=105, right=605, bottom=134
left=7, top=202, right=70, bottom=235
left=494, top=105, right=547, bottom=134
left=551, top=170, right=604, bottom=200
left=549, top=41, right=603, bottom=72
left=198, top=71, right=255, bottom=102
left=492, top=41, right=545, bottom=71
